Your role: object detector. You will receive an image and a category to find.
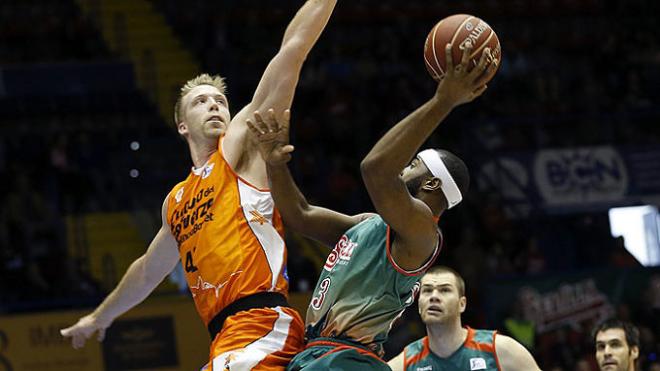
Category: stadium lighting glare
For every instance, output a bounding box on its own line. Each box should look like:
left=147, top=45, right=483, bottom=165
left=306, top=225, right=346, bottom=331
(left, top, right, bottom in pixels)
left=608, top=205, right=660, bottom=267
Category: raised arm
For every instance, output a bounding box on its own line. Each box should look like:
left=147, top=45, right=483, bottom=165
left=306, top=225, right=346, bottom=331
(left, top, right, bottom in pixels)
left=250, top=0, right=336, bottom=113
left=60, top=198, right=180, bottom=349
left=360, top=44, right=497, bottom=269
left=247, top=109, right=362, bottom=247
left=225, top=0, right=336, bottom=170
left=495, top=334, right=542, bottom=371
left=230, top=0, right=336, bottom=127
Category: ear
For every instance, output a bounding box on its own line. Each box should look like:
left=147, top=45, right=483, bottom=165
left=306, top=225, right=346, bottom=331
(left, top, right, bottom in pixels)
left=422, top=177, right=442, bottom=191
left=630, top=345, right=640, bottom=361
left=459, top=296, right=467, bottom=314
left=177, top=121, right=188, bottom=136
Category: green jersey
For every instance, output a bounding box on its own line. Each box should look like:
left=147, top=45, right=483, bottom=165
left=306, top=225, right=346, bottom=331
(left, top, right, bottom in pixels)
left=404, top=328, right=501, bottom=371
left=305, top=215, right=441, bottom=356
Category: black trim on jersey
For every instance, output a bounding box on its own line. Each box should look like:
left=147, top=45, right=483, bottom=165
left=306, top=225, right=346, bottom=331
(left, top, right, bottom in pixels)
left=207, top=292, right=290, bottom=340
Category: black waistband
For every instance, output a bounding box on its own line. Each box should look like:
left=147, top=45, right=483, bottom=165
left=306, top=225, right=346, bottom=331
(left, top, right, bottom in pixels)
left=207, top=292, right=290, bottom=340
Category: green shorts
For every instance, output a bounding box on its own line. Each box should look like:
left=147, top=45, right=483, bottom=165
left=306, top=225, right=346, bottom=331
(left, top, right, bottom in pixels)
left=286, top=338, right=390, bottom=371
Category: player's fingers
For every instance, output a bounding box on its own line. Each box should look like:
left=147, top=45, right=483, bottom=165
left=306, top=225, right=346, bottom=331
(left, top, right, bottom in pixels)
left=459, top=41, right=473, bottom=70
left=97, top=328, right=106, bottom=342
left=281, top=144, right=295, bottom=154
left=245, top=119, right=260, bottom=136
left=266, top=108, right=277, bottom=132
left=473, top=58, right=498, bottom=87
left=72, top=334, right=85, bottom=349
left=470, top=47, right=490, bottom=78
left=282, top=109, right=291, bottom=130
left=444, top=44, right=454, bottom=71
left=60, top=327, right=72, bottom=337
left=253, top=110, right=263, bottom=124
left=251, top=111, right=269, bottom=134
left=472, top=84, right=488, bottom=99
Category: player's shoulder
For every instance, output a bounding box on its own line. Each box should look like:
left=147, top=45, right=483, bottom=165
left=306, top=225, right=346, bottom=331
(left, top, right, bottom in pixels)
left=494, top=333, right=521, bottom=351
left=168, top=179, right=189, bottom=197
left=404, top=336, right=428, bottom=358
left=347, top=213, right=383, bottom=232
left=494, top=333, right=540, bottom=370
left=493, top=333, right=532, bottom=360
left=471, top=327, right=497, bottom=345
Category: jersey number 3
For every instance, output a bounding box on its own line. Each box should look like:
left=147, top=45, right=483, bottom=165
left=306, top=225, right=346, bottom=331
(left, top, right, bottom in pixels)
left=311, top=277, right=331, bottom=310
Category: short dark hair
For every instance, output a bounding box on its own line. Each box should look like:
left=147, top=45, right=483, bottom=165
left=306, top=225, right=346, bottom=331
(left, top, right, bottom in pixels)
left=437, top=149, right=470, bottom=199
left=424, top=265, right=465, bottom=296
left=592, top=318, right=640, bottom=348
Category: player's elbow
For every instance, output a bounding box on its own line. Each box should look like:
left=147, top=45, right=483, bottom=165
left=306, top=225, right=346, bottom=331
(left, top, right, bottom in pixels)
left=360, top=157, right=387, bottom=181
left=137, top=255, right=169, bottom=288
left=277, top=200, right=309, bottom=231
left=360, top=158, right=375, bottom=175
left=281, top=210, right=310, bottom=235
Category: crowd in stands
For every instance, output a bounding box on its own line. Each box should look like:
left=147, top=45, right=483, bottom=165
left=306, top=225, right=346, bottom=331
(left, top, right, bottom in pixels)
left=1, top=0, right=659, bottom=369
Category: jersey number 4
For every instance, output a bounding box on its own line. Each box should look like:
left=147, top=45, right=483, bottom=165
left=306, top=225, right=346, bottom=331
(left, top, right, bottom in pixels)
left=185, top=251, right=198, bottom=273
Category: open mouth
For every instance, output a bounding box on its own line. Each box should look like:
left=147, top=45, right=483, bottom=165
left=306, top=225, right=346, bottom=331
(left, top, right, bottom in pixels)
left=426, top=306, right=443, bottom=315
left=206, top=115, right=223, bottom=124
left=601, top=361, right=617, bottom=368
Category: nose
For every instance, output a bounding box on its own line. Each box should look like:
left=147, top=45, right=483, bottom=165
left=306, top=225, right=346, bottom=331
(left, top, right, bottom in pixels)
left=209, top=99, right=219, bottom=111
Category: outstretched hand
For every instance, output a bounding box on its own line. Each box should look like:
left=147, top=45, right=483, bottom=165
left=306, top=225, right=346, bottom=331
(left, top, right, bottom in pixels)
left=60, top=314, right=109, bottom=349
left=247, top=109, right=295, bottom=165
left=436, top=42, right=499, bottom=107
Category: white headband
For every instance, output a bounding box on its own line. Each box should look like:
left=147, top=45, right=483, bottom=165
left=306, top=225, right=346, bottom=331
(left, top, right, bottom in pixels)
left=417, top=149, right=463, bottom=209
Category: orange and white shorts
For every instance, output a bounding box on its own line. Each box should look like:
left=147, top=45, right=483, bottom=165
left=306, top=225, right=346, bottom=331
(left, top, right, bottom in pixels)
left=201, top=306, right=305, bottom=371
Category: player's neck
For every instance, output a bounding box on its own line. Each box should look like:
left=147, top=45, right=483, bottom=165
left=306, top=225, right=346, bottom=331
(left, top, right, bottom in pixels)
left=189, top=139, right=217, bottom=169
left=417, top=192, right=444, bottom=217
left=427, top=320, right=467, bottom=358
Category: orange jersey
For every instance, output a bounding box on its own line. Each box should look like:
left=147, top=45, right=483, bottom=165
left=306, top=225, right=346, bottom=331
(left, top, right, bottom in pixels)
left=166, top=139, right=290, bottom=326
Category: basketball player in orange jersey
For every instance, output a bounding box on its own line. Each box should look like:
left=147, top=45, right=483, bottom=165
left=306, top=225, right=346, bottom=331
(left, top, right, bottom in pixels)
left=60, top=1, right=337, bottom=369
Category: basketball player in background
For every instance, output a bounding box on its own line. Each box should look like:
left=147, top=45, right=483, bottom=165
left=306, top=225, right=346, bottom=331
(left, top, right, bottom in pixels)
left=388, top=266, right=540, bottom=370
left=247, top=43, right=497, bottom=369
left=593, top=319, right=640, bottom=371
left=61, top=1, right=337, bottom=369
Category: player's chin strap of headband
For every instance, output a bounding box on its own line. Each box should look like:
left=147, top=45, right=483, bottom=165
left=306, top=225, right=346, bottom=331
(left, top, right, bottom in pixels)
left=417, top=149, right=462, bottom=209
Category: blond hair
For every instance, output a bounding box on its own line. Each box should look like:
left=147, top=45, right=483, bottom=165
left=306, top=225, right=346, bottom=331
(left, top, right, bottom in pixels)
left=173, top=73, right=227, bottom=128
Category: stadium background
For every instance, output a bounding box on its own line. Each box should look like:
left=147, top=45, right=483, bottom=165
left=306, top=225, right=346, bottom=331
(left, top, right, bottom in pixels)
left=0, top=0, right=659, bottom=370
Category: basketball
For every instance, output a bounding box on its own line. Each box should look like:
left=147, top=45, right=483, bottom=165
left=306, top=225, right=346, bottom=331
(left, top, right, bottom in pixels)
left=424, top=14, right=501, bottom=82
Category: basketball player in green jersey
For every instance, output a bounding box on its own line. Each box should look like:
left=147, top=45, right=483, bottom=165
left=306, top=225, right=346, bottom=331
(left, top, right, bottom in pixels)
left=388, top=266, right=540, bottom=371
left=593, top=319, right=640, bottom=371
left=247, top=43, right=498, bottom=369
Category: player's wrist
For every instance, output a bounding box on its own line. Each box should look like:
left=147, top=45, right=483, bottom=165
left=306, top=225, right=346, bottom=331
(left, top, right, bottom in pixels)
left=89, top=311, right=113, bottom=328
left=430, top=91, right=459, bottom=110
